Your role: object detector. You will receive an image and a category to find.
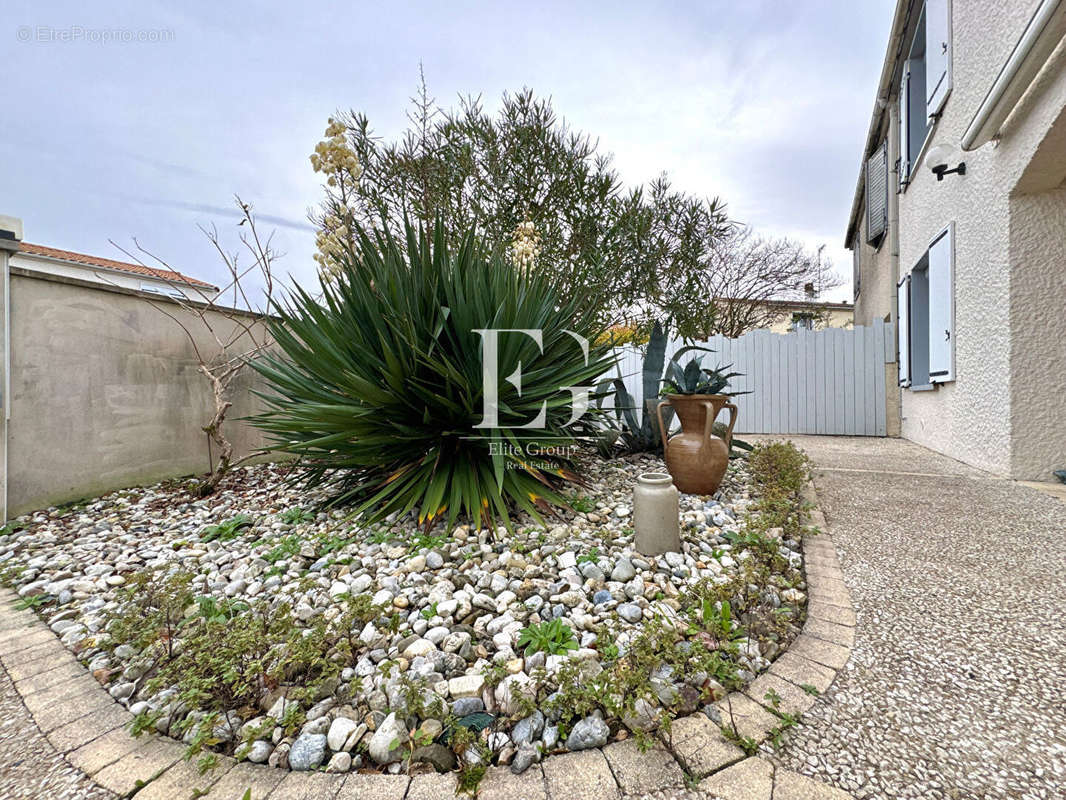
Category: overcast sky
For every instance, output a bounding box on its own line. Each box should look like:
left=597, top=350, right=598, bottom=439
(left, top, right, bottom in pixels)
left=3, top=0, right=895, bottom=303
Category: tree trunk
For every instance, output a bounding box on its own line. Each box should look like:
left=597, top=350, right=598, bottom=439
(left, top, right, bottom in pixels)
left=196, top=369, right=234, bottom=496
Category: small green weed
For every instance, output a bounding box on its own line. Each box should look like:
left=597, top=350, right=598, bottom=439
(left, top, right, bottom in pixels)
left=190, top=596, right=249, bottom=625
left=279, top=507, right=315, bottom=525
left=568, top=494, right=596, bottom=514
left=577, top=547, right=600, bottom=565
left=263, top=535, right=301, bottom=564
left=201, top=514, right=255, bottom=542
left=516, top=619, right=579, bottom=657
left=720, top=725, right=759, bottom=756
left=13, top=594, right=52, bottom=611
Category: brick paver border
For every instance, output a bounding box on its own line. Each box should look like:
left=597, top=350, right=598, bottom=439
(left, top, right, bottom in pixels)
left=0, top=480, right=854, bottom=799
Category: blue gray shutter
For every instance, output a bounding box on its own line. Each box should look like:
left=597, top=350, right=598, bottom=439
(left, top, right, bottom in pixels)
left=897, top=275, right=911, bottom=387
left=925, top=0, right=952, bottom=118
left=899, top=64, right=911, bottom=186
left=865, top=141, right=888, bottom=242
left=927, top=224, right=955, bottom=382
left=852, top=235, right=861, bottom=299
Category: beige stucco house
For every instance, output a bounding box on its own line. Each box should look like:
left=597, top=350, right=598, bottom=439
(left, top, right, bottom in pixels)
left=758, top=298, right=854, bottom=334
left=708, top=295, right=853, bottom=337
left=847, top=0, right=1066, bottom=481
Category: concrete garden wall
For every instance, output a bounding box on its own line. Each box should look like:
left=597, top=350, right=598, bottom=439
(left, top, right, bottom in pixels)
left=4, top=268, right=274, bottom=517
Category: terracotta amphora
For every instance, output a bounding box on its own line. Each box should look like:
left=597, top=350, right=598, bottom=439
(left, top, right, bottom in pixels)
left=655, top=394, right=738, bottom=495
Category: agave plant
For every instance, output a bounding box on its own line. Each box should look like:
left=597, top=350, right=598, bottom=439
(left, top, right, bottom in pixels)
left=598, top=324, right=753, bottom=456
left=251, top=221, right=615, bottom=530
left=597, top=321, right=708, bottom=453
left=663, top=353, right=753, bottom=456
left=662, top=354, right=746, bottom=396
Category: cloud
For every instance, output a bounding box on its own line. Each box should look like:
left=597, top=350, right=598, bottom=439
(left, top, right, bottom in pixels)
left=121, top=196, right=315, bottom=232
left=4, top=0, right=896, bottom=307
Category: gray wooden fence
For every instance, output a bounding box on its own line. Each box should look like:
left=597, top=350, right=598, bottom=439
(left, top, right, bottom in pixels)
left=603, top=319, right=895, bottom=436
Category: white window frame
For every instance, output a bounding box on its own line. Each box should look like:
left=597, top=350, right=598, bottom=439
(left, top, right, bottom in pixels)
left=897, top=275, right=911, bottom=387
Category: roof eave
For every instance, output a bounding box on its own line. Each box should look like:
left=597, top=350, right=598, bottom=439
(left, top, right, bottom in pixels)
left=15, top=248, right=219, bottom=293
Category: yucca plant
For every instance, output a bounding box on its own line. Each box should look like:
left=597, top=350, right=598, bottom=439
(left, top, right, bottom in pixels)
left=250, top=221, right=614, bottom=530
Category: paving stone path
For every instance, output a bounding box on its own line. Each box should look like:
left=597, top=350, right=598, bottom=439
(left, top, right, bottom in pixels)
left=766, top=436, right=1066, bottom=800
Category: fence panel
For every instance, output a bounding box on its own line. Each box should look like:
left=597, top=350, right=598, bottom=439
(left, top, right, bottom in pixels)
left=600, top=323, right=894, bottom=436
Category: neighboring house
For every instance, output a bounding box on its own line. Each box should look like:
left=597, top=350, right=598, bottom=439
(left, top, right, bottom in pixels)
left=754, top=298, right=854, bottom=335
left=11, top=238, right=218, bottom=301
left=711, top=293, right=854, bottom=338
left=846, top=0, right=1066, bottom=480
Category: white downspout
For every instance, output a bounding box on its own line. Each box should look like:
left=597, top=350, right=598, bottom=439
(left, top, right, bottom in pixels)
left=962, top=0, right=1066, bottom=150
left=3, top=251, right=9, bottom=524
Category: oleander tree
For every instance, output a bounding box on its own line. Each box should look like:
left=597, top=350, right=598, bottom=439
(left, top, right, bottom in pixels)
left=308, top=72, right=733, bottom=336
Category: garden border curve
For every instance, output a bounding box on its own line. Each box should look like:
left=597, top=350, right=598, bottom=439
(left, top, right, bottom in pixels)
left=0, top=481, right=856, bottom=800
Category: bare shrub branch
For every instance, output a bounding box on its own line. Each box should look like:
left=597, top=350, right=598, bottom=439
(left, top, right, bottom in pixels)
left=106, top=196, right=277, bottom=496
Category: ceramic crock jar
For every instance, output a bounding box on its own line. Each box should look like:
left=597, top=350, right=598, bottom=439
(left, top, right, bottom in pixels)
left=632, top=472, right=680, bottom=556
left=655, top=394, right=738, bottom=495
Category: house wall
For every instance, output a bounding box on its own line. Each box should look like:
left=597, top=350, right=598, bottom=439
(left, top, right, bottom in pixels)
left=853, top=112, right=899, bottom=329
left=896, top=0, right=1066, bottom=477
left=6, top=268, right=274, bottom=517
left=1008, top=187, right=1066, bottom=481
left=0, top=243, right=13, bottom=523
left=852, top=225, right=896, bottom=327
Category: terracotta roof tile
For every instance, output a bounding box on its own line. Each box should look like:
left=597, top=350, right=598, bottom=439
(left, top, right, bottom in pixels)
left=18, top=242, right=218, bottom=290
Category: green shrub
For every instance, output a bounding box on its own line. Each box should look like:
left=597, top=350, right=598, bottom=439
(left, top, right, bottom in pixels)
left=748, top=441, right=810, bottom=536
left=109, top=569, right=397, bottom=730
left=251, top=221, right=613, bottom=529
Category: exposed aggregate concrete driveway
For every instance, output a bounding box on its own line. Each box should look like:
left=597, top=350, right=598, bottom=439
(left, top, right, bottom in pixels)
left=766, top=436, right=1066, bottom=800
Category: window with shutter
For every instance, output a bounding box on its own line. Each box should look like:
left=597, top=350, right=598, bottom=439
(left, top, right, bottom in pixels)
left=927, top=224, right=955, bottom=382
left=925, top=0, right=951, bottom=118
left=897, top=276, right=911, bottom=387
left=899, top=5, right=934, bottom=188
left=865, top=141, right=888, bottom=242
left=906, top=55, right=928, bottom=165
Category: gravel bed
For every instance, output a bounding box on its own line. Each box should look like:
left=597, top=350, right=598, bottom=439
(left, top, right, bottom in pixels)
left=0, top=453, right=805, bottom=779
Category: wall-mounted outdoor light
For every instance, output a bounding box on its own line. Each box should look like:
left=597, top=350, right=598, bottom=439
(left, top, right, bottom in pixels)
left=926, top=143, right=967, bottom=181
